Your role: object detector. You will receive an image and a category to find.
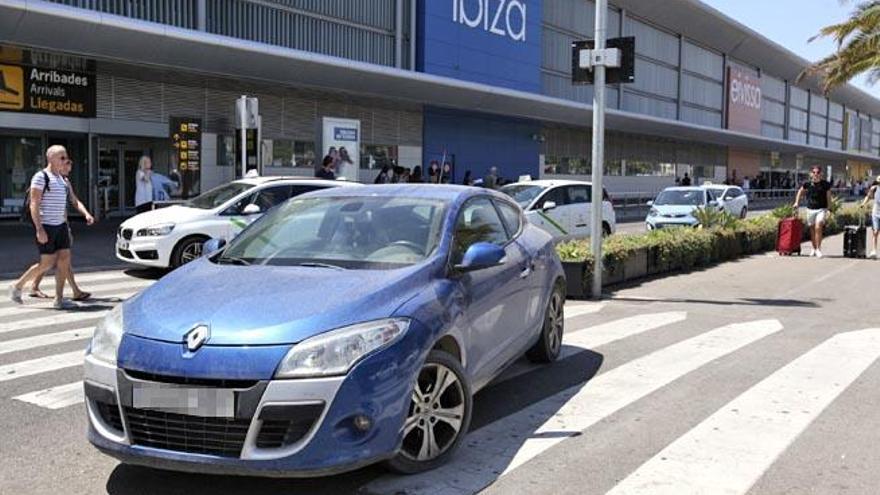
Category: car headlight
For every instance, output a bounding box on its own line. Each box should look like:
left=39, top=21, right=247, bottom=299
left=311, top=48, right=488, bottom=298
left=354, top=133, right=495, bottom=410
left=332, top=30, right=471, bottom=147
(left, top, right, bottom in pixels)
left=275, top=318, right=411, bottom=379
left=136, top=223, right=175, bottom=237
left=648, top=208, right=659, bottom=217
left=88, top=304, right=124, bottom=364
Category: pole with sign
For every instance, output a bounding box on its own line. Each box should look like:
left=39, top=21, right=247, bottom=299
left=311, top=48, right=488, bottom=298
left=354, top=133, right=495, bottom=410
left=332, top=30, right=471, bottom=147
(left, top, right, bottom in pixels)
left=571, top=1, right=635, bottom=299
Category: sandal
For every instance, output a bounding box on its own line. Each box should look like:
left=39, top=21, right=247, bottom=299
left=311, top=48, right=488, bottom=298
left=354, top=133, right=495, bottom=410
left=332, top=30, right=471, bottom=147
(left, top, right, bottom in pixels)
left=28, top=289, right=51, bottom=299
left=72, top=291, right=92, bottom=302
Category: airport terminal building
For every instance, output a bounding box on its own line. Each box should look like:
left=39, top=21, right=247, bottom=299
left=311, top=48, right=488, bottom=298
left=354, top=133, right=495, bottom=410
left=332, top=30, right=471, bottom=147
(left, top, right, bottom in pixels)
left=2, top=0, right=880, bottom=217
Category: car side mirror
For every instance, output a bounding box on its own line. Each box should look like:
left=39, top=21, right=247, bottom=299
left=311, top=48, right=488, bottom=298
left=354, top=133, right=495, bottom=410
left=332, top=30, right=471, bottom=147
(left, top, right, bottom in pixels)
left=202, top=238, right=227, bottom=257
left=242, top=203, right=261, bottom=215
left=454, top=243, right=505, bottom=273
left=542, top=201, right=557, bottom=212
left=646, top=200, right=654, bottom=206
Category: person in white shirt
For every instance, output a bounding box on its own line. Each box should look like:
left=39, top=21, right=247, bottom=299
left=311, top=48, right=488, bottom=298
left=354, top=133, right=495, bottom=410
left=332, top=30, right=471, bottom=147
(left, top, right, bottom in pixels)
left=135, top=155, right=154, bottom=214
left=9, top=145, right=94, bottom=309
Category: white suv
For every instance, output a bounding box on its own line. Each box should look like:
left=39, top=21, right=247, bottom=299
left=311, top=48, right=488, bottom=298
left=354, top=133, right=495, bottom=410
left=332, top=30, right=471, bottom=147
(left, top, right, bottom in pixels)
left=116, top=177, right=361, bottom=269
left=500, top=180, right=616, bottom=240
left=703, top=184, right=749, bottom=218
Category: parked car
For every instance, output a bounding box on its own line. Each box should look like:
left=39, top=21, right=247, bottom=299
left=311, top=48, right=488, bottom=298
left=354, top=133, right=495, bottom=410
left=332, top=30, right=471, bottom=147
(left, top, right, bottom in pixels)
left=702, top=183, right=749, bottom=218
left=115, top=177, right=360, bottom=269
left=500, top=179, right=616, bottom=241
left=645, top=186, right=720, bottom=230
left=86, top=185, right=566, bottom=476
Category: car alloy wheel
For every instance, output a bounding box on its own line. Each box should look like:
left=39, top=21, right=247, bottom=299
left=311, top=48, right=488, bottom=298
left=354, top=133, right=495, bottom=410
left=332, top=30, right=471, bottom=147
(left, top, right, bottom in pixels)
left=172, top=237, right=207, bottom=268
left=527, top=283, right=565, bottom=363
left=388, top=350, right=472, bottom=474
left=181, top=242, right=203, bottom=264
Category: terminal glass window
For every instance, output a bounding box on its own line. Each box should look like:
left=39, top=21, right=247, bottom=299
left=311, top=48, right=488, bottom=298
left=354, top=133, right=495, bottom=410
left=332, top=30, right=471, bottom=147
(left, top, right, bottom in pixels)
left=266, top=139, right=315, bottom=168
left=361, top=144, right=397, bottom=170
left=0, top=136, right=43, bottom=217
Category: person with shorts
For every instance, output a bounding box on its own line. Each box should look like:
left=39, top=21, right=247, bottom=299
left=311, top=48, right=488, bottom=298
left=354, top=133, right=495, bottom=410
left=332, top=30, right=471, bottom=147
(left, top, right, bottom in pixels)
left=861, top=176, right=880, bottom=258
left=8, top=145, right=94, bottom=309
left=27, top=157, right=94, bottom=300
left=793, top=166, right=833, bottom=258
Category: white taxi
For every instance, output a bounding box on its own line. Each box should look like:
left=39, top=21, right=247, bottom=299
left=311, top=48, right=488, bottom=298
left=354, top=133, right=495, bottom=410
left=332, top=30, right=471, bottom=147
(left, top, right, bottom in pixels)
left=116, top=177, right=360, bottom=269
left=500, top=179, right=616, bottom=240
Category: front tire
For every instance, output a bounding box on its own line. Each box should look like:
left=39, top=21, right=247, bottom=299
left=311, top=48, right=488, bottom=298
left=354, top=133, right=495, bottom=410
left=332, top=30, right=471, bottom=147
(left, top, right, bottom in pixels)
left=526, top=283, right=565, bottom=363
left=740, top=206, right=748, bottom=219
left=386, top=350, right=472, bottom=474
left=171, top=236, right=208, bottom=268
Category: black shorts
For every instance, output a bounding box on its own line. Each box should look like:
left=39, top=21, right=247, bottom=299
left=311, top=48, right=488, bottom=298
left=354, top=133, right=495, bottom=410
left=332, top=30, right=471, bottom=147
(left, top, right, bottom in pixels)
left=37, top=223, right=71, bottom=255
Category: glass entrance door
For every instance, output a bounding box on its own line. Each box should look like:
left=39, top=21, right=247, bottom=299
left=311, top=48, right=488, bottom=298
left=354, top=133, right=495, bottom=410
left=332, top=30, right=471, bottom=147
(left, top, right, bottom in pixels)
left=97, top=145, right=147, bottom=217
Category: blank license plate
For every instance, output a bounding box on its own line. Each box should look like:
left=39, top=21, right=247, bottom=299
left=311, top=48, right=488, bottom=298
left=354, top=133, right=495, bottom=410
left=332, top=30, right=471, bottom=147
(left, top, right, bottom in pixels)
left=132, top=383, right=235, bottom=418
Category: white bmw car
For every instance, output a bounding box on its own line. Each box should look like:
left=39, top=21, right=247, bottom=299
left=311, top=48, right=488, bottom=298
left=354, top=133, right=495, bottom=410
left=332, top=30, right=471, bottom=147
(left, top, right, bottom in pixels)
left=116, top=177, right=360, bottom=269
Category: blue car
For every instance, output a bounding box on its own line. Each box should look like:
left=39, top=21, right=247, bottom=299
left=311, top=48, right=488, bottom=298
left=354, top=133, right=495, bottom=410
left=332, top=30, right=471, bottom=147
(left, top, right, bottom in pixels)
left=85, top=185, right=566, bottom=476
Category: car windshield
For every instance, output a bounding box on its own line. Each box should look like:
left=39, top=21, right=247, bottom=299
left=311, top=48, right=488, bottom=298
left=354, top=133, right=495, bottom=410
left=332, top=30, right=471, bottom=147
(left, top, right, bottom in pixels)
left=655, top=190, right=705, bottom=206
left=187, top=183, right=255, bottom=210
left=501, top=185, right=546, bottom=207
left=706, top=188, right=726, bottom=197
left=218, top=196, right=447, bottom=269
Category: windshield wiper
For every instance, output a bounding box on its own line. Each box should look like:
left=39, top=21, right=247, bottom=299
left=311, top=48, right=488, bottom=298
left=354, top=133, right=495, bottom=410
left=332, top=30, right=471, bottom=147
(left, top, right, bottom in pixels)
left=217, top=256, right=251, bottom=266
left=293, top=262, right=347, bottom=270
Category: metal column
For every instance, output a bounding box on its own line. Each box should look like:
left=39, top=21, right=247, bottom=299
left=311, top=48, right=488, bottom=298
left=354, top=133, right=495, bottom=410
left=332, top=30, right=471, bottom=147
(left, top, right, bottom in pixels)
left=590, top=0, right=608, bottom=299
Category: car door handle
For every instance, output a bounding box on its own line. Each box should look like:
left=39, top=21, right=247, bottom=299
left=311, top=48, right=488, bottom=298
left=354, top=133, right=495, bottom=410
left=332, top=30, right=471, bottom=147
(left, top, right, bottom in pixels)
left=575, top=223, right=587, bottom=228
left=520, top=262, right=534, bottom=279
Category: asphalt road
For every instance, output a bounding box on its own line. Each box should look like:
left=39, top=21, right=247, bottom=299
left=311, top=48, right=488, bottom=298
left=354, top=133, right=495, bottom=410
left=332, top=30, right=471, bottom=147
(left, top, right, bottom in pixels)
left=1, top=233, right=878, bottom=494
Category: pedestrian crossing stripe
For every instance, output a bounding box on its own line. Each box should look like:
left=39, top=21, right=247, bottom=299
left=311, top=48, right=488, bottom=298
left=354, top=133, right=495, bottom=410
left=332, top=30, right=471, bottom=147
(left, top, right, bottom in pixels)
left=0, top=327, right=92, bottom=356
left=365, top=319, right=783, bottom=495
left=13, top=381, right=83, bottom=410
left=607, top=327, right=880, bottom=495
left=0, top=350, right=84, bottom=383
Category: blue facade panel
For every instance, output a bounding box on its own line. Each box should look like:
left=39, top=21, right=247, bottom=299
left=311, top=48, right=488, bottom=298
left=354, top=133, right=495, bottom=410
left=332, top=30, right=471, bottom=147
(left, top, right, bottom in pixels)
left=423, top=107, right=541, bottom=184
left=418, top=0, right=543, bottom=93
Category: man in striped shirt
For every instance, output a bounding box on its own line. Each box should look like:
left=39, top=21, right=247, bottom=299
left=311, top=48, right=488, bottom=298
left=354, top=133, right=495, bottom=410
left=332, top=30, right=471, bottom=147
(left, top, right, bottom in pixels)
left=8, top=145, right=95, bottom=309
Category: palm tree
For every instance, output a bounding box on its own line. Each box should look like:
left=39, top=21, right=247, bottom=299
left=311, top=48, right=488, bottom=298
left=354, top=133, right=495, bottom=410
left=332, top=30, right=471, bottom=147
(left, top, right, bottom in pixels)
left=801, top=1, right=880, bottom=93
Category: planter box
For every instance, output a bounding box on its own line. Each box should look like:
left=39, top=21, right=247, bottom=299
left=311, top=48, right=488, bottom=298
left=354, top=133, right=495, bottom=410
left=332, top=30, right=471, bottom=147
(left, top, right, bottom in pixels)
left=602, top=263, right=625, bottom=286
left=622, top=247, right=648, bottom=280
left=647, top=246, right=666, bottom=275
left=562, top=261, right=590, bottom=299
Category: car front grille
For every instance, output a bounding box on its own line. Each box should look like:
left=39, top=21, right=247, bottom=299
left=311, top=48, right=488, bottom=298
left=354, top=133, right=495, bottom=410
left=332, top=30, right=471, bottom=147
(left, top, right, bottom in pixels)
left=123, top=407, right=250, bottom=457
left=255, top=404, right=324, bottom=449
left=124, top=369, right=259, bottom=389
left=96, top=401, right=124, bottom=433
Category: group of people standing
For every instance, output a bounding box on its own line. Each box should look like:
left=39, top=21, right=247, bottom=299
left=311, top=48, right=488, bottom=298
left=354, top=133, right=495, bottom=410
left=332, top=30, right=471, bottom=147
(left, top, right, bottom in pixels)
left=315, top=146, right=354, bottom=181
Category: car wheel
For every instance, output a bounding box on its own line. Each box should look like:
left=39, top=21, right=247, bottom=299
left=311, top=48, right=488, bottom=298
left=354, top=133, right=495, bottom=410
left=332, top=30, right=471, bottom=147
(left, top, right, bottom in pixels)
left=386, top=350, right=473, bottom=474
left=602, top=222, right=612, bottom=238
left=171, top=236, right=207, bottom=268
left=740, top=207, right=748, bottom=219
left=526, top=283, right=565, bottom=364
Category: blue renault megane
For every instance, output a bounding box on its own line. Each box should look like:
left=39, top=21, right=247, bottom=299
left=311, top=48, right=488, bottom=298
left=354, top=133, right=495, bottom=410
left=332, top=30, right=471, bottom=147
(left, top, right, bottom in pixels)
left=85, top=184, right=566, bottom=476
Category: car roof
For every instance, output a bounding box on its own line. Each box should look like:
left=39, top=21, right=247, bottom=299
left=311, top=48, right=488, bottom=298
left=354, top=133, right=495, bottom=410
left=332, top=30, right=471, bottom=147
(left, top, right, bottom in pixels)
left=662, top=186, right=706, bottom=192
left=503, top=179, right=595, bottom=188
left=303, top=184, right=507, bottom=202
left=233, top=176, right=361, bottom=187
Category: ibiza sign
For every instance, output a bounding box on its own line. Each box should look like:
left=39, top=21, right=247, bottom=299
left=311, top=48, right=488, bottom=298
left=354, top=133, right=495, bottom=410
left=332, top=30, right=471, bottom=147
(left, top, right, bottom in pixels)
left=453, top=0, right=528, bottom=42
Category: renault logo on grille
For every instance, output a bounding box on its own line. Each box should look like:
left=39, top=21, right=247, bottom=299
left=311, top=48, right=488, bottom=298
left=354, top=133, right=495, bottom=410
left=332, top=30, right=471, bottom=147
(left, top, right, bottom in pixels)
left=184, top=325, right=210, bottom=352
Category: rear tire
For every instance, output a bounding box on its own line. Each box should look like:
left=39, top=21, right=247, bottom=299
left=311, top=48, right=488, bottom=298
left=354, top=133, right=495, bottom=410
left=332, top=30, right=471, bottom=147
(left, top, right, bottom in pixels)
left=602, top=222, right=612, bottom=237
left=386, top=350, right=472, bottom=474
left=740, top=207, right=748, bottom=219
left=526, top=283, right=565, bottom=364
left=171, top=236, right=208, bottom=269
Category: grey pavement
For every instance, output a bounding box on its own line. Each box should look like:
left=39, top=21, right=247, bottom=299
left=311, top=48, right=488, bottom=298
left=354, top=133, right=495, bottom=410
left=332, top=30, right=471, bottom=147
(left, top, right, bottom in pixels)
left=0, top=232, right=878, bottom=494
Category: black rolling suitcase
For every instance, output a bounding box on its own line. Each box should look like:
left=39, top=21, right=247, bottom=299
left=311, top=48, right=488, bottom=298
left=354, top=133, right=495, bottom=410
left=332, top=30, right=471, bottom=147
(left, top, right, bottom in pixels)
left=843, top=215, right=867, bottom=259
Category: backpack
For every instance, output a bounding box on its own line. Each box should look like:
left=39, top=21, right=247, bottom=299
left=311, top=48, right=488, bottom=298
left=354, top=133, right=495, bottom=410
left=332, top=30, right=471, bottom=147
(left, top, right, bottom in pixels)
left=19, top=171, right=50, bottom=225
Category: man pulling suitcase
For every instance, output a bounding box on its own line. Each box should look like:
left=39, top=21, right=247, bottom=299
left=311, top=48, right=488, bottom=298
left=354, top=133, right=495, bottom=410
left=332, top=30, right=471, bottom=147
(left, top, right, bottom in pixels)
left=793, top=166, right=833, bottom=258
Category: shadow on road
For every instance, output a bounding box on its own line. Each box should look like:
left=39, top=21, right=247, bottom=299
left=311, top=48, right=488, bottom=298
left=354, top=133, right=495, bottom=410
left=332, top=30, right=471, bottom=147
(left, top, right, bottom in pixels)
left=102, top=349, right=604, bottom=495
left=612, top=296, right=822, bottom=308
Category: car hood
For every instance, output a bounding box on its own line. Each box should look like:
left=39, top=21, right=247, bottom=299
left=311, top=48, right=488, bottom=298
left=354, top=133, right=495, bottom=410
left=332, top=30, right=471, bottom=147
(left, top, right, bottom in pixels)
left=123, top=259, right=428, bottom=346
left=120, top=205, right=212, bottom=230
left=652, top=204, right=700, bottom=216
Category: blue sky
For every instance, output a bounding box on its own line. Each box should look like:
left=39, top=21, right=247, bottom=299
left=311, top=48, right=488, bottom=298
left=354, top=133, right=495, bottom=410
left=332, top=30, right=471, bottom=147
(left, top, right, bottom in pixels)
left=701, top=0, right=877, bottom=96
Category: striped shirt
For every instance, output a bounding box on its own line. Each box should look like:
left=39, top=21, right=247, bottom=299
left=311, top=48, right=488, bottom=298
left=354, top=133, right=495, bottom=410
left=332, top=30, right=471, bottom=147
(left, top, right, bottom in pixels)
left=30, top=170, right=68, bottom=226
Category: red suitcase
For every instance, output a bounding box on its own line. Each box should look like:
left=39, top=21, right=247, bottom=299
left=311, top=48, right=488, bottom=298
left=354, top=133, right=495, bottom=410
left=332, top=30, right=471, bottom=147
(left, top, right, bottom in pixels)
left=777, top=217, right=803, bottom=256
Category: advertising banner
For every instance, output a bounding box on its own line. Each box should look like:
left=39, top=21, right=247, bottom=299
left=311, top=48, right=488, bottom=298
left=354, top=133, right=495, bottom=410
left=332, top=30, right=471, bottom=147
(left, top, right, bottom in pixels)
left=171, top=117, right=202, bottom=198
left=726, top=66, right=762, bottom=135
left=0, top=45, right=96, bottom=118
left=321, top=117, right=361, bottom=181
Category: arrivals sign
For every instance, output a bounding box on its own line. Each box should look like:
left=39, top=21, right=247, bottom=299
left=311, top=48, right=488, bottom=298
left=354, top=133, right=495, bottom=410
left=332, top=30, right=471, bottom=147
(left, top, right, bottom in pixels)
left=726, top=66, right=762, bottom=135
left=0, top=45, right=96, bottom=118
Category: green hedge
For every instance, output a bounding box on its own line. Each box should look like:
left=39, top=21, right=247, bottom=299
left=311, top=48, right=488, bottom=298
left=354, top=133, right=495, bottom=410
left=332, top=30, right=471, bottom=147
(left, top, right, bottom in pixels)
left=557, top=205, right=867, bottom=278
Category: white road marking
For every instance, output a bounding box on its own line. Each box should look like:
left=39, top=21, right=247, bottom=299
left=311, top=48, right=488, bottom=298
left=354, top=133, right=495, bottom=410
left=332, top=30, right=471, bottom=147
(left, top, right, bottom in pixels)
left=0, top=270, right=142, bottom=286
left=364, top=319, right=783, bottom=495
left=564, top=303, right=605, bottom=318
left=0, top=282, right=147, bottom=318
left=13, top=381, right=83, bottom=410
left=494, top=312, right=687, bottom=385
left=0, top=350, right=84, bottom=383
left=607, top=327, right=880, bottom=495
left=0, top=327, right=93, bottom=356
left=0, top=310, right=108, bottom=335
